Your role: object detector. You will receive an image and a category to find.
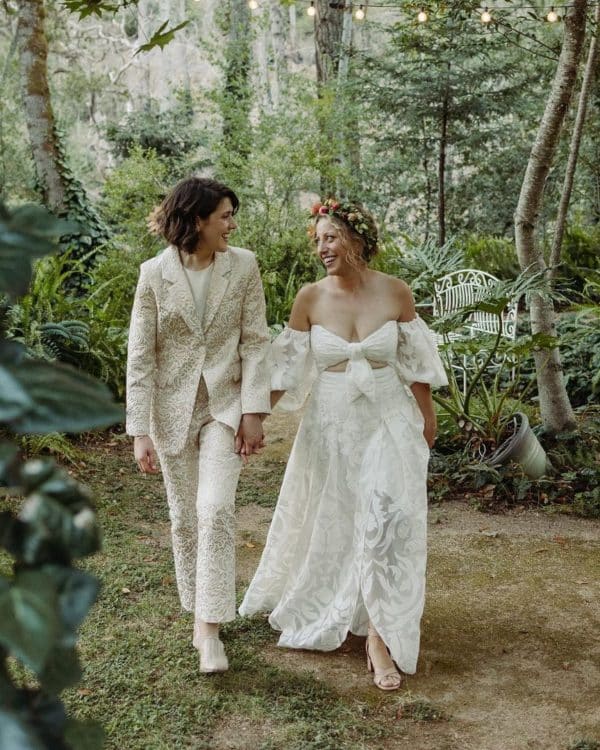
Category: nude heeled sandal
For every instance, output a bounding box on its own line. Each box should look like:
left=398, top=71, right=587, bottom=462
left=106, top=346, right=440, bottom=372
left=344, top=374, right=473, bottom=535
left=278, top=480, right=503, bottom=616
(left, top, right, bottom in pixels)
left=198, top=637, right=229, bottom=674
left=366, top=628, right=401, bottom=691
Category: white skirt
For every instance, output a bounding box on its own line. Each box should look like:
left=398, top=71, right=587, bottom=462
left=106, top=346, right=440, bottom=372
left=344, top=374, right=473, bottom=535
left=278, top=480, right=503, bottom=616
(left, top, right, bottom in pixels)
left=239, top=366, right=430, bottom=674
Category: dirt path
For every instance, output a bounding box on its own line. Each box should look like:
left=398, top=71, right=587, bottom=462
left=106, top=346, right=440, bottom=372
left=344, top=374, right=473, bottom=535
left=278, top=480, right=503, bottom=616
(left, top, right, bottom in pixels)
left=233, top=411, right=600, bottom=750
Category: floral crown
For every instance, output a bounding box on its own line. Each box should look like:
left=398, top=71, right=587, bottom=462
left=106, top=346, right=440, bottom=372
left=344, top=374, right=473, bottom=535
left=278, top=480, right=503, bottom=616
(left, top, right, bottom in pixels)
left=310, top=197, right=378, bottom=256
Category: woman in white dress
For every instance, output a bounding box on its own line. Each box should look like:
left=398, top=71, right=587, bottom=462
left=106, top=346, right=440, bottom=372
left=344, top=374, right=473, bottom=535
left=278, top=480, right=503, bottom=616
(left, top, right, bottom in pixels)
left=239, top=198, right=447, bottom=690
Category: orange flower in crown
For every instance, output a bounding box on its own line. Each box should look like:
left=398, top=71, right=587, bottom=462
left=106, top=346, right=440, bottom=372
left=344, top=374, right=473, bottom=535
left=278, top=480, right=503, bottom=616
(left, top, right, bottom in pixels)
left=310, top=197, right=378, bottom=258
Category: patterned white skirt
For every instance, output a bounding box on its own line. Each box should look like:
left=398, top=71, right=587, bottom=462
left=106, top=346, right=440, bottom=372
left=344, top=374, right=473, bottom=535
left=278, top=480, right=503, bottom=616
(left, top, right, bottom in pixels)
left=239, top=366, right=430, bottom=674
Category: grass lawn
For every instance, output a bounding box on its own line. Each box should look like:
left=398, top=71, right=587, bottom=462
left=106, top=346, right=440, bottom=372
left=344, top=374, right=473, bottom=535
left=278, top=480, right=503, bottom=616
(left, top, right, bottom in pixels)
left=3, top=413, right=599, bottom=750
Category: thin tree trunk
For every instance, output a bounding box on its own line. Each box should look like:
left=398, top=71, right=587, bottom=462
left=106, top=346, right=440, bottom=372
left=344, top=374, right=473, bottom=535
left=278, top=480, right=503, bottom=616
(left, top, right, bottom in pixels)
left=16, top=0, right=67, bottom=213
left=438, top=77, right=450, bottom=247
left=514, top=0, right=588, bottom=433
left=254, top=4, right=272, bottom=113
left=549, top=1, right=600, bottom=275
left=288, top=4, right=298, bottom=61
left=269, top=0, right=287, bottom=109
left=314, top=0, right=344, bottom=90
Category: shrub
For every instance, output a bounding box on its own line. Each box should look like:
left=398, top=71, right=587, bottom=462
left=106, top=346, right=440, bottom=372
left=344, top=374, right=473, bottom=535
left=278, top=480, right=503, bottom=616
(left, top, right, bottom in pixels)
left=99, top=145, right=171, bottom=252
left=559, top=223, right=600, bottom=294
left=105, top=95, right=204, bottom=160
left=0, top=200, right=122, bottom=748
left=461, top=234, right=520, bottom=279
left=557, top=307, right=600, bottom=407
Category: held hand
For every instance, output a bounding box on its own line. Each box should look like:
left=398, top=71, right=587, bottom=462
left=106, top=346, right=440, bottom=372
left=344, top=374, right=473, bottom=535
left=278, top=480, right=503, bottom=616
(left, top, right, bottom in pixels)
left=134, top=435, right=159, bottom=474
left=423, top=415, right=437, bottom=449
left=235, top=414, right=264, bottom=464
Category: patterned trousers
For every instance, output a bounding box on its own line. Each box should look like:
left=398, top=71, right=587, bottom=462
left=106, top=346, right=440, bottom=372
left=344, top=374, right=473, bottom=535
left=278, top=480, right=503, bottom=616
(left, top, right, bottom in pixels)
left=159, top=379, right=242, bottom=631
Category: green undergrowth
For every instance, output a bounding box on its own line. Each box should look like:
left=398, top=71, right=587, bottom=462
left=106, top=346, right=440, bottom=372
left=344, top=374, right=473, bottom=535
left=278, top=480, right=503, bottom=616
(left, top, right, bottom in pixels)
left=428, top=405, right=600, bottom=517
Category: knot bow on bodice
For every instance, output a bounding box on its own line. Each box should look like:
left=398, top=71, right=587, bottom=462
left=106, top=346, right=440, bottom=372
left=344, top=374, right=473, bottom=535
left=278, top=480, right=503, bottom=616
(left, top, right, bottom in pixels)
left=310, top=321, right=399, bottom=402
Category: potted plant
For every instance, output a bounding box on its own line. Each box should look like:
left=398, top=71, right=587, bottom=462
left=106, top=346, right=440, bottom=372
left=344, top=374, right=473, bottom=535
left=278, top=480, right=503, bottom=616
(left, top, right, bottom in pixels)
left=431, top=281, right=555, bottom=479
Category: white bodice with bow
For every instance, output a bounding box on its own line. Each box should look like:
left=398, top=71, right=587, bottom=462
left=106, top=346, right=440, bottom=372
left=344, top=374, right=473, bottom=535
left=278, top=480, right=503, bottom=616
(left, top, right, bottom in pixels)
left=269, top=315, right=448, bottom=409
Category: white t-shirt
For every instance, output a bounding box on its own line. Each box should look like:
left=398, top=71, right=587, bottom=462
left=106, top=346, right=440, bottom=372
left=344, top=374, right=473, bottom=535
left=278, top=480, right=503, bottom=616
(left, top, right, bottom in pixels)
left=183, top=263, right=214, bottom=321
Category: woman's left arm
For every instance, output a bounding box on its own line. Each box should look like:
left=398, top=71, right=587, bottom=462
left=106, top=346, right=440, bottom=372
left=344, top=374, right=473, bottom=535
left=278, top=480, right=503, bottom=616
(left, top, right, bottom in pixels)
left=397, top=279, right=438, bottom=448
left=237, top=255, right=271, bottom=458
left=410, top=383, right=437, bottom=448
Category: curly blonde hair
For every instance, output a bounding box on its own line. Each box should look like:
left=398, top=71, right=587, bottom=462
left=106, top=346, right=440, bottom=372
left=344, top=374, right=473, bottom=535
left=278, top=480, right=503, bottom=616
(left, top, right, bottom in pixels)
left=309, top=198, right=379, bottom=267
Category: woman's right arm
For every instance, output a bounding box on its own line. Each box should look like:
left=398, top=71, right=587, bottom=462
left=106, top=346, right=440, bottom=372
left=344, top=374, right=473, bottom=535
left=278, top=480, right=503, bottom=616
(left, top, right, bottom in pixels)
left=126, top=266, right=159, bottom=473
left=270, top=285, right=313, bottom=409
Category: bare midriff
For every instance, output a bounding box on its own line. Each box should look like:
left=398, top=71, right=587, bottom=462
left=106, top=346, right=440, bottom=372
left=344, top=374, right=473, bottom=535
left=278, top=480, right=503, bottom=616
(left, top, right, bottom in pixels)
left=325, top=360, right=388, bottom=372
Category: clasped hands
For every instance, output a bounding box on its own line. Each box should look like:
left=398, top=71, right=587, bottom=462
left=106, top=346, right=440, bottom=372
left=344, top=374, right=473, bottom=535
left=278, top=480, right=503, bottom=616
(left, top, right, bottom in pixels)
left=235, top=413, right=265, bottom=464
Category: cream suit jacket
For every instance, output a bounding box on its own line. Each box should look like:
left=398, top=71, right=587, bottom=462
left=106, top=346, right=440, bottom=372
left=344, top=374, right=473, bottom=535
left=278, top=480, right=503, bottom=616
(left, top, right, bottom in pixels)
left=126, top=245, right=271, bottom=455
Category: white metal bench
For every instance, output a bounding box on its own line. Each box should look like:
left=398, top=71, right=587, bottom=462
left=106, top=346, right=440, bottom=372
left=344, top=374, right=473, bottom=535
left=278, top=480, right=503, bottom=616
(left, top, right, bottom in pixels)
left=433, top=269, right=518, bottom=394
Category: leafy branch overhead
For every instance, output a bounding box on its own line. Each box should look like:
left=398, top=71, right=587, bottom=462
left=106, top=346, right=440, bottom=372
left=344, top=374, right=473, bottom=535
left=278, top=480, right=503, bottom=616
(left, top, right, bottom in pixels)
left=135, top=21, right=191, bottom=55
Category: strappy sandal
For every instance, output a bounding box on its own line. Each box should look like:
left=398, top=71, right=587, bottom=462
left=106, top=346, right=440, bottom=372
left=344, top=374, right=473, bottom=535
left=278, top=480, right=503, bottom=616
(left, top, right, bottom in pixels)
left=366, top=628, right=401, bottom=691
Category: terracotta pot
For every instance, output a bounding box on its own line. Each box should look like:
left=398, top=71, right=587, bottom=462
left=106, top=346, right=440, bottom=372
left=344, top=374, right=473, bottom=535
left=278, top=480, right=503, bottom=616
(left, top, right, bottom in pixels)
left=488, top=412, right=550, bottom=479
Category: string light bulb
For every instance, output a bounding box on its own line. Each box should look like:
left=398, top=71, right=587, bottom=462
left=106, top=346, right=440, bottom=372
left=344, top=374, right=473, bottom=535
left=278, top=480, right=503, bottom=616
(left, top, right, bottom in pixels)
left=417, top=8, right=428, bottom=22
left=480, top=7, right=492, bottom=23
left=307, top=1, right=316, bottom=17
left=355, top=4, right=365, bottom=20
left=546, top=6, right=559, bottom=22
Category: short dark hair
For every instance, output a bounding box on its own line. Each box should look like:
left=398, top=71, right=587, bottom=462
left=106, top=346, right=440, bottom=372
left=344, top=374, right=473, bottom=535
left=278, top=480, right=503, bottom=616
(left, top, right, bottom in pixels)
left=148, top=177, right=239, bottom=254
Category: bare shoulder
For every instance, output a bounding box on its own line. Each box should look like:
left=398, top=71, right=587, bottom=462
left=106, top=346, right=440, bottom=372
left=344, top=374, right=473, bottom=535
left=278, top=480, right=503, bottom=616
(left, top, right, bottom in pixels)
left=288, top=282, right=319, bottom=330
left=371, top=271, right=413, bottom=298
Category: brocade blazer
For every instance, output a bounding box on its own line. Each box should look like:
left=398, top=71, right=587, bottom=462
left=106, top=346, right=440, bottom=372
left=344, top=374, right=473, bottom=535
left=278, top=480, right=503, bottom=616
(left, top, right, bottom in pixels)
left=126, top=245, right=271, bottom=456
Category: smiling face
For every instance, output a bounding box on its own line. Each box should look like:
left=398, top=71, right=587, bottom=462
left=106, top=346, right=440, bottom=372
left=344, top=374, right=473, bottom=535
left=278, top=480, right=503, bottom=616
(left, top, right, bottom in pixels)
left=196, top=197, right=237, bottom=254
left=315, top=217, right=364, bottom=275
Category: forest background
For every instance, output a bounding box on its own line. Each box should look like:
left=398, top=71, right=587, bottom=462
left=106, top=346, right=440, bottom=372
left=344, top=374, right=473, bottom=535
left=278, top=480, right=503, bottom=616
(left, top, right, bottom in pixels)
left=1, top=2, right=599, bottom=748
left=1, top=0, right=599, bottom=506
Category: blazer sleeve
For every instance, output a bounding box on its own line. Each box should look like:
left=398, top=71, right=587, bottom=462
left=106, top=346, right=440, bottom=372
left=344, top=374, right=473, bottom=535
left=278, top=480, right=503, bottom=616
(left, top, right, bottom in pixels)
left=238, top=255, right=272, bottom=415
left=126, top=264, right=157, bottom=436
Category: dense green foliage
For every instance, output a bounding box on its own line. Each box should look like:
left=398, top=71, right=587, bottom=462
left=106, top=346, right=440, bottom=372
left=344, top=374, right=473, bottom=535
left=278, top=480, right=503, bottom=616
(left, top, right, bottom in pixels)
left=0, top=202, right=122, bottom=749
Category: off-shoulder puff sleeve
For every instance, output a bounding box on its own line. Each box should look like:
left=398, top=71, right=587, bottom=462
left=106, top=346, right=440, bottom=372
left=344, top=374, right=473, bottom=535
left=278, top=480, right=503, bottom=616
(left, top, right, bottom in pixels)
left=270, top=327, right=316, bottom=411
left=395, top=316, right=448, bottom=388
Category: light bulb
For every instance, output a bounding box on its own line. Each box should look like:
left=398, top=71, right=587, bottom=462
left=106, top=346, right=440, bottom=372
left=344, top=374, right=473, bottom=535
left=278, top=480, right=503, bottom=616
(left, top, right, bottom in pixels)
left=546, top=7, right=559, bottom=22
left=355, top=5, right=365, bottom=20
left=248, top=0, right=258, bottom=8
left=307, top=1, right=316, bottom=17
left=480, top=7, right=492, bottom=23
left=417, top=8, right=428, bottom=23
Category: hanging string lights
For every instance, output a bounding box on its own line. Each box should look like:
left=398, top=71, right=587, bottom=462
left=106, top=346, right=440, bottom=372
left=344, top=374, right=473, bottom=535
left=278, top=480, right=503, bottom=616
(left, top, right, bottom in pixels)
left=244, top=1, right=590, bottom=25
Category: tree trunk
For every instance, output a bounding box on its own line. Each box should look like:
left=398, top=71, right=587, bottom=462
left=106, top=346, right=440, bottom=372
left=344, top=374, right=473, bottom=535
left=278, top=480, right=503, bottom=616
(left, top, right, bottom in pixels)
left=269, top=0, right=287, bottom=108
left=438, top=74, right=450, bottom=247
left=314, top=0, right=344, bottom=90
left=549, top=1, right=600, bottom=275
left=313, top=2, right=348, bottom=196
left=514, top=0, right=588, bottom=433
left=254, top=4, right=272, bottom=113
left=16, top=0, right=67, bottom=213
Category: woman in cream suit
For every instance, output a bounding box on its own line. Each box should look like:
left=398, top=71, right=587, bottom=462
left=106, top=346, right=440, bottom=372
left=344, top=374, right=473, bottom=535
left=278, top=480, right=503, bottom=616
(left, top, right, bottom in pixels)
left=126, top=177, right=271, bottom=673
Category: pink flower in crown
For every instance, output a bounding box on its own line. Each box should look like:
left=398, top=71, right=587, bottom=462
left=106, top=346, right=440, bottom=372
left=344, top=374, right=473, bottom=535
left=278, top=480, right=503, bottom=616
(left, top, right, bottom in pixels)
left=318, top=205, right=330, bottom=215
left=311, top=202, right=322, bottom=216
left=330, top=201, right=341, bottom=210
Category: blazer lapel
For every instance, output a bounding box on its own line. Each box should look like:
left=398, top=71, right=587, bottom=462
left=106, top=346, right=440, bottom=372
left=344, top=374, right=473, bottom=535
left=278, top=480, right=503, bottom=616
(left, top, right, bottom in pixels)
left=203, top=249, right=231, bottom=331
left=160, top=246, right=205, bottom=339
